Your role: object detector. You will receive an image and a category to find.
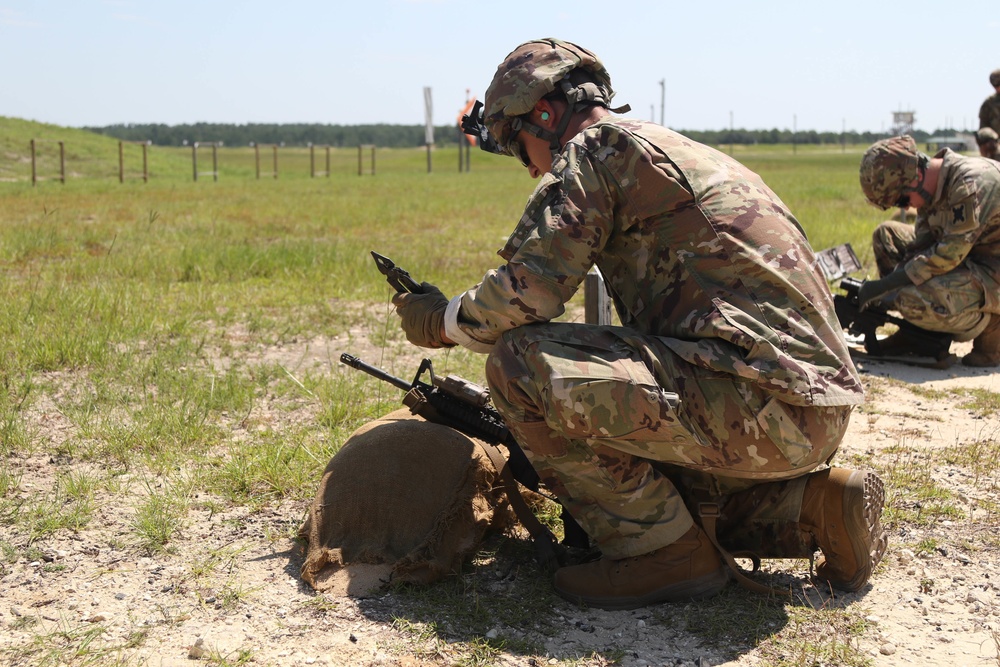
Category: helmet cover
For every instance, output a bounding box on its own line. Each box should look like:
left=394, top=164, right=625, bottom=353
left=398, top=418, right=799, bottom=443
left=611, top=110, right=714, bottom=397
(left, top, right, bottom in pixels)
left=976, top=127, right=999, bottom=145
left=859, top=135, right=926, bottom=209
left=482, top=38, right=616, bottom=157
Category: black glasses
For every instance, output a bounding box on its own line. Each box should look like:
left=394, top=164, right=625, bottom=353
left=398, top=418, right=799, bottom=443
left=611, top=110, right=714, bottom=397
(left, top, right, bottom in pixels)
left=461, top=100, right=531, bottom=167
left=508, top=130, right=531, bottom=168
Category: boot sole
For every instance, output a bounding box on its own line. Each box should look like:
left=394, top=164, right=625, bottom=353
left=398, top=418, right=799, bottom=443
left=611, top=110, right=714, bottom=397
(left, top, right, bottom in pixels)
left=554, top=567, right=729, bottom=611
left=820, top=470, right=887, bottom=592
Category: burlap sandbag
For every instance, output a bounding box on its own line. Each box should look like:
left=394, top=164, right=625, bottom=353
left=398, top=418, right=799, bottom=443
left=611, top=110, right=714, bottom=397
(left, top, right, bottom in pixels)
left=299, top=407, right=514, bottom=596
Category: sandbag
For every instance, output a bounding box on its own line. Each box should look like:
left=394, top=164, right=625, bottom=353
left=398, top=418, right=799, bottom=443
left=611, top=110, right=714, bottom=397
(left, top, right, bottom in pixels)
left=299, top=408, right=515, bottom=596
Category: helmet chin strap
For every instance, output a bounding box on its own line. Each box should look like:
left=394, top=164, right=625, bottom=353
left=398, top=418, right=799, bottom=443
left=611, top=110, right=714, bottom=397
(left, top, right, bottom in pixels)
left=517, top=112, right=574, bottom=154
left=904, top=154, right=934, bottom=204
left=517, top=78, right=633, bottom=157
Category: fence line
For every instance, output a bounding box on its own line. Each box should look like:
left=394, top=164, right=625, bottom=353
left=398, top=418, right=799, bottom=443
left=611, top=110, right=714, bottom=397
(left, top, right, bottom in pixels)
left=358, top=144, right=375, bottom=176
left=119, top=141, right=151, bottom=183
left=192, top=142, right=221, bottom=182
left=253, top=143, right=279, bottom=180
left=309, top=143, right=331, bottom=178
left=5, top=141, right=511, bottom=185
left=30, top=139, right=65, bottom=186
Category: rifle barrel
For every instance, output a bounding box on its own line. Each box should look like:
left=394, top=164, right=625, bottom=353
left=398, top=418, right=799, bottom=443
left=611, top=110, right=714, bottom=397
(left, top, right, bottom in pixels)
left=340, top=353, right=412, bottom=392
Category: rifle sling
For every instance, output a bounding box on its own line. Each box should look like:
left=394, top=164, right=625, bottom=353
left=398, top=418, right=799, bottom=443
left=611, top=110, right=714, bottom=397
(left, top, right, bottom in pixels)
left=475, top=441, right=563, bottom=572
left=698, top=503, right=790, bottom=598
left=402, top=388, right=564, bottom=571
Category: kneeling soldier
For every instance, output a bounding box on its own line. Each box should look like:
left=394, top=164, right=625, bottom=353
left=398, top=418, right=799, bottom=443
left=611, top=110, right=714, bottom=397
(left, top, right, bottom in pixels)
left=393, top=38, right=887, bottom=608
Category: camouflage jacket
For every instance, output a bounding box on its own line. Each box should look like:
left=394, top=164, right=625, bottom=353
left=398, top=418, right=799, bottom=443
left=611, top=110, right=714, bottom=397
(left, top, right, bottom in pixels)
left=444, top=118, right=863, bottom=407
left=980, top=94, right=1000, bottom=135
left=905, top=149, right=1000, bottom=311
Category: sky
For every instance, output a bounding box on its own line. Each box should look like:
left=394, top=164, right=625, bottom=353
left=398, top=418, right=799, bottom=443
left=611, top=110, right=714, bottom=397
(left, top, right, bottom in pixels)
left=1, top=0, right=998, bottom=134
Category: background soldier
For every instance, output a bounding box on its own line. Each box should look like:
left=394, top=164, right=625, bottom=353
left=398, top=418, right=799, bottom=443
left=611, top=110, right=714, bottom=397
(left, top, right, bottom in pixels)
left=976, top=127, right=1000, bottom=161
left=858, top=135, right=1000, bottom=366
left=979, top=69, right=1000, bottom=136
left=392, top=38, right=886, bottom=609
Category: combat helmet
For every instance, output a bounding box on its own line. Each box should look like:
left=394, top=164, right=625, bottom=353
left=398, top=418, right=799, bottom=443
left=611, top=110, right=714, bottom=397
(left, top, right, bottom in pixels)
left=977, top=127, right=999, bottom=145
left=990, top=69, right=1000, bottom=88
left=461, top=38, right=628, bottom=163
left=859, top=136, right=931, bottom=210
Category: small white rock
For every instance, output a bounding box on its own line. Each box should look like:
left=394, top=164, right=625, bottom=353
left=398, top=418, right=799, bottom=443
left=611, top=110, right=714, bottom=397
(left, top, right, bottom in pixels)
left=967, top=590, right=990, bottom=605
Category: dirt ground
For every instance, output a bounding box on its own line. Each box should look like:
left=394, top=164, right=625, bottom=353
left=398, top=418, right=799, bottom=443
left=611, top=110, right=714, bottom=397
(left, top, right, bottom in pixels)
left=2, top=337, right=999, bottom=667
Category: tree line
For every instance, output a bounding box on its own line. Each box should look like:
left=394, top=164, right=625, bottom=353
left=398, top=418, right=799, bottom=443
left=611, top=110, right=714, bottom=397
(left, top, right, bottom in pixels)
left=82, top=123, right=472, bottom=148
left=683, top=128, right=935, bottom=146
left=83, top=122, right=943, bottom=149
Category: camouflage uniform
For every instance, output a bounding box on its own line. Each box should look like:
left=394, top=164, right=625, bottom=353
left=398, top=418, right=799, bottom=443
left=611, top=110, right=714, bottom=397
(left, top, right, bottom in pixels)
left=977, top=128, right=1000, bottom=162
left=980, top=94, right=1000, bottom=136
left=871, top=149, right=1000, bottom=340
left=980, top=70, right=1000, bottom=135
left=443, top=119, right=864, bottom=559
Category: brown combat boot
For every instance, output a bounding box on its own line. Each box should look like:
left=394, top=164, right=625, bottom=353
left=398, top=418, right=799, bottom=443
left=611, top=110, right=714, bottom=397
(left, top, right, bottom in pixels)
left=552, top=525, right=729, bottom=610
left=799, top=468, right=887, bottom=592
left=963, top=315, right=1000, bottom=367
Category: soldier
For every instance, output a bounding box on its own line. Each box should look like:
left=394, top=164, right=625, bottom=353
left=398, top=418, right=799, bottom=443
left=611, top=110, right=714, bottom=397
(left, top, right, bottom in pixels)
left=976, top=127, right=999, bottom=161
left=392, top=38, right=885, bottom=609
left=979, top=69, right=1000, bottom=136
left=858, top=135, right=1000, bottom=366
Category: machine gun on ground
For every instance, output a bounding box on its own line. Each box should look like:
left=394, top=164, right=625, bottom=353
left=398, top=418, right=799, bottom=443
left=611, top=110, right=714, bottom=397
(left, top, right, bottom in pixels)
left=834, top=277, right=954, bottom=363
left=817, top=243, right=954, bottom=366
left=340, top=353, right=590, bottom=570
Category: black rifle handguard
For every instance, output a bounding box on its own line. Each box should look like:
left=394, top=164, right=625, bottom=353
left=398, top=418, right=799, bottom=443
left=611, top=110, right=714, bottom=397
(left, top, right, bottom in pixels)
left=341, top=353, right=591, bottom=562
left=834, top=277, right=952, bottom=360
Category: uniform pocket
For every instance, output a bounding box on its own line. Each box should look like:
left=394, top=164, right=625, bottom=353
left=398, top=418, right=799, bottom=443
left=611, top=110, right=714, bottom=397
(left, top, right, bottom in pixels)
left=545, top=346, right=684, bottom=441
left=755, top=397, right=813, bottom=467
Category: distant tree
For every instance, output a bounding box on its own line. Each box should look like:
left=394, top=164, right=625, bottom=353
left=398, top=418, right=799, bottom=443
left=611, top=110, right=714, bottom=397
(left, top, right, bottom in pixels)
left=83, top=123, right=940, bottom=149
left=83, top=123, right=466, bottom=148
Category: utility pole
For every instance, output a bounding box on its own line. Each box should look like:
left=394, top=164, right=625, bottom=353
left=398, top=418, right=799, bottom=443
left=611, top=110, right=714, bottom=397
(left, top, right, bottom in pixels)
left=659, top=79, right=665, bottom=126
left=729, top=111, right=734, bottom=156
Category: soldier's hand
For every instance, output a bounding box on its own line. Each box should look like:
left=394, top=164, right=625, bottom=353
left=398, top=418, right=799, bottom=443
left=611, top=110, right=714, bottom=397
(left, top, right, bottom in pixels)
left=391, top=282, right=452, bottom=348
left=857, top=269, right=911, bottom=311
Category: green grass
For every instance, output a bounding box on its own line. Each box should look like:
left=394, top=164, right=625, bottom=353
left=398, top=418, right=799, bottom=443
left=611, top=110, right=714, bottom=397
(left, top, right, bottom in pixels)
left=0, top=126, right=883, bottom=382
left=1, top=117, right=986, bottom=667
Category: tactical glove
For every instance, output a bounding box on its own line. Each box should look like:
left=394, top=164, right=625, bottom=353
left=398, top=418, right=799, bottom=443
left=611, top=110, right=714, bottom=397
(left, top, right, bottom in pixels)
left=857, top=269, right=911, bottom=311
left=391, top=282, right=452, bottom=348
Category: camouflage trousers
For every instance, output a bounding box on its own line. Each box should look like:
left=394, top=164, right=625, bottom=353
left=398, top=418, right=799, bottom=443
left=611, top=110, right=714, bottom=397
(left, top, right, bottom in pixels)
left=485, top=322, right=852, bottom=560
left=873, top=220, right=990, bottom=341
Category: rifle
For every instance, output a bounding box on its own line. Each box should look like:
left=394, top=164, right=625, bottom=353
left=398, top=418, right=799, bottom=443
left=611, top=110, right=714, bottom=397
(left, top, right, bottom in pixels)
left=340, top=353, right=590, bottom=570
left=834, top=277, right=953, bottom=361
